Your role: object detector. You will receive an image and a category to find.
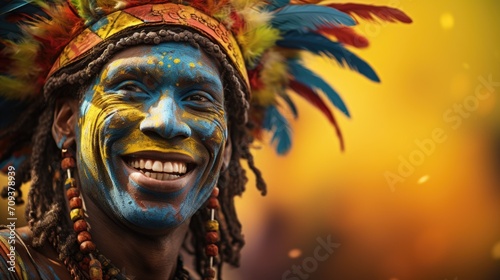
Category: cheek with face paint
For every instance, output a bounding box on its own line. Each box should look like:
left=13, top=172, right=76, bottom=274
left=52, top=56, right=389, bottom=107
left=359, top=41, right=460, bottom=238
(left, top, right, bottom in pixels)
left=74, top=43, right=228, bottom=232
left=76, top=76, right=144, bottom=214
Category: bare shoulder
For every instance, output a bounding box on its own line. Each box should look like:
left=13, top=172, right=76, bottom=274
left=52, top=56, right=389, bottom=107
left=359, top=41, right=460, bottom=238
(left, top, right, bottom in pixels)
left=0, top=226, right=70, bottom=280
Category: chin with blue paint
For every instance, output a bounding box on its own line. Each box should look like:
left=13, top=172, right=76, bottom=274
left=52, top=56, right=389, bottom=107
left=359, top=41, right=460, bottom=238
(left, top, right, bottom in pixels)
left=74, top=42, right=230, bottom=232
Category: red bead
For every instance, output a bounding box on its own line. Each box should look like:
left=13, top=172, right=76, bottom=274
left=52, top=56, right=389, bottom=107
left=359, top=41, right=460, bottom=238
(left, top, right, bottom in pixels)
left=61, top=157, right=76, bottom=169
left=62, top=150, right=73, bottom=159
left=69, top=197, right=82, bottom=209
left=210, top=187, right=219, bottom=198
left=80, top=240, right=96, bottom=253
left=73, top=219, right=88, bottom=232
left=66, top=187, right=80, bottom=200
left=207, top=197, right=219, bottom=209
left=79, top=257, right=90, bottom=270
left=77, top=231, right=92, bottom=244
left=205, top=244, right=218, bottom=256
left=205, top=267, right=216, bottom=277
left=82, top=257, right=90, bottom=265
left=206, top=232, right=219, bottom=243
left=79, top=263, right=89, bottom=271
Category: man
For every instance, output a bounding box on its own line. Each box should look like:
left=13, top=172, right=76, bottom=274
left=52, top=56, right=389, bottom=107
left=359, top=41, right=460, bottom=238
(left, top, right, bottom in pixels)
left=0, top=1, right=410, bottom=279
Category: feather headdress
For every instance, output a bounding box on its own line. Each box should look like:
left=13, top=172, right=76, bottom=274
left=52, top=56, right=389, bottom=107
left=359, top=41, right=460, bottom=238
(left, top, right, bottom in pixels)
left=0, top=0, right=410, bottom=171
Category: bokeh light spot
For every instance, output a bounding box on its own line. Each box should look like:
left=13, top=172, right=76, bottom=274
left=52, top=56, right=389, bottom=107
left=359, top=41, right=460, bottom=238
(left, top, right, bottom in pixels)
left=288, top=248, right=302, bottom=259
left=440, top=13, right=455, bottom=30
left=418, top=175, right=430, bottom=184
left=492, top=241, right=500, bottom=260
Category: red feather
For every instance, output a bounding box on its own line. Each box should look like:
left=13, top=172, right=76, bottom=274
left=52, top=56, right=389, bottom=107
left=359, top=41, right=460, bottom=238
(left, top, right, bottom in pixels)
left=289, top=80, right=344, bottom=150
left=328, top=4, right=412, bottom=24
left=230, top=10, right=246, bottom=31
left=318, top=26, right=369, bottom=48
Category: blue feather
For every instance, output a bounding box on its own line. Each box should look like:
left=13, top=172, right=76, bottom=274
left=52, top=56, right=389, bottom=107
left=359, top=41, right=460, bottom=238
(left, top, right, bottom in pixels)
left=288, top=59, right=350, bottom=117
left=0, top=0, right=35, bottom=15
left=0, top=0, right=48, bottom=42
left=263, top=0, right=290, bottom=12
left=281, top=93, right=298, bottom=118
left=271, top=5, right=355, bottom=32
left=263, top=105, right=292, bottom=154
left=277, top=32, right=380, bottom=82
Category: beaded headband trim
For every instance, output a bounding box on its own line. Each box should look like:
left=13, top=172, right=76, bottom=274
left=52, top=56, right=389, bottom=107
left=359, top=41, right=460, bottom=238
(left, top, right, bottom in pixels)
left=48, top=3, right=249, bottom=88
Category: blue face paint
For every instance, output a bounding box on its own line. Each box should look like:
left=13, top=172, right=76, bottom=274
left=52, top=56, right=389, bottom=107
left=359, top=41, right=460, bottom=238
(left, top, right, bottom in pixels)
left=75, top=43, right=228, bottom=231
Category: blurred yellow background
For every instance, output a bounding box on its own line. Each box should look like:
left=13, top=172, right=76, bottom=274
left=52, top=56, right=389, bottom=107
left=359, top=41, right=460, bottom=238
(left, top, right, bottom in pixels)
left=1, top=0, right=499, bottom=279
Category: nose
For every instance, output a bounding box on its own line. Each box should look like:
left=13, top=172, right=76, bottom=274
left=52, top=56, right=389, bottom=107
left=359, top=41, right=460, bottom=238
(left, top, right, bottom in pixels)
left=140, top=95, right=191, bottom=140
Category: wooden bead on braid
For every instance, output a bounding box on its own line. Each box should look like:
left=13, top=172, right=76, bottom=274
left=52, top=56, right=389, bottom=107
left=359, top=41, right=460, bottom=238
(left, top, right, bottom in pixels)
left=204, top=186, right=220, bottom=280
left=90, top=258, right=103, bottom=280
left=61, top=149, right=103, bottom=279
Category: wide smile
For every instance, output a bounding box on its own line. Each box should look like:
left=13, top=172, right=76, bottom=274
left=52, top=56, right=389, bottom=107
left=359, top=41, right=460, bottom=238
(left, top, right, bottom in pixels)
left=122, top=152, right=197, bottom=193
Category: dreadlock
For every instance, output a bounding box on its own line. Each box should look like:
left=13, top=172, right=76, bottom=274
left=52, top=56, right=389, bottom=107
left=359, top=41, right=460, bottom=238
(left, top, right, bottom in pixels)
left=1, top=28, right=266, bottom=279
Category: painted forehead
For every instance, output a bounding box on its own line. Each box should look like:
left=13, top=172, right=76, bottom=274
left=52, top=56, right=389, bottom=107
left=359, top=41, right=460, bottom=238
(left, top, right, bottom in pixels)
left=100, top=42, right=222, bottom=86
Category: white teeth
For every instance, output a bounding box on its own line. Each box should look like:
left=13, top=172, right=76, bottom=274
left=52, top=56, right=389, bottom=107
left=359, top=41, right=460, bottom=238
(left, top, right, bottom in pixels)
left=163, top=162, right=173, bottom=173
left=152, top=161, right=163, bottom=172
left=140, top=172, right=181, bottom=181
left=127, top=158, right=188, bottom=179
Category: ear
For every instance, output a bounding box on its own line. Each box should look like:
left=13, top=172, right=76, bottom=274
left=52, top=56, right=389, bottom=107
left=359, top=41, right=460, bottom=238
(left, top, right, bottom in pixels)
left=221, top=134, right=232, bottom=172
left=52, top=98, right=78, bottom=149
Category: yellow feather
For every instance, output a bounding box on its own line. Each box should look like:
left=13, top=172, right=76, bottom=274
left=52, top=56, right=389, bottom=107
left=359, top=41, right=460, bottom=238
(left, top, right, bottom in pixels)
left=242, top=26, right=280, bottom=65
left=252, top=88, right=277, bottom=106
left=260, top=50, right=287, bottom=87
left=0, top=39, right=42, bottom=99
left=230, top=0, right=261, bottom=11
left=0, top=77, right=37, bottom=100
left=235, top=5, right=277, bottom=65
left=3, top=40, right=41, bottom=80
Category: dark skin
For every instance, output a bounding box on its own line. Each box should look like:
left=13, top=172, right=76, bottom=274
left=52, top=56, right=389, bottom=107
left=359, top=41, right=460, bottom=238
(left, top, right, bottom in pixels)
left=13, top=45, right=233, bottom=279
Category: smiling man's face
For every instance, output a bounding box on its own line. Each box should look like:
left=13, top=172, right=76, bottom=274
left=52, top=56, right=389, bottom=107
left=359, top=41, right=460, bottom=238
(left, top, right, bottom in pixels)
left=75, top=42, right=228, bottom=231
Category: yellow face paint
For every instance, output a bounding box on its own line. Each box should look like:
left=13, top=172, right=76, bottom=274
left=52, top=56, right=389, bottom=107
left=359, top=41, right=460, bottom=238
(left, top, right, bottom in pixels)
left=75, top=42, right=228, bottom=232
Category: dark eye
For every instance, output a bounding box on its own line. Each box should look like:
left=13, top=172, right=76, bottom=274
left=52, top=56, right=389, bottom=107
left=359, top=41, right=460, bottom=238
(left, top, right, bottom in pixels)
left=118, top=83, right=143, bottom=93
left=187, top=94, right=210, bottom=102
